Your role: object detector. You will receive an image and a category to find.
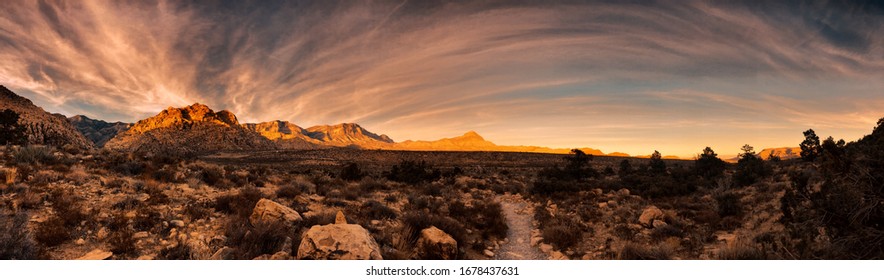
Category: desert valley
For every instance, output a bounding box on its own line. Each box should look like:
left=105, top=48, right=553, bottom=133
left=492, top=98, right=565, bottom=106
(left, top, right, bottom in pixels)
left=1, top=84, right=881, bottom=260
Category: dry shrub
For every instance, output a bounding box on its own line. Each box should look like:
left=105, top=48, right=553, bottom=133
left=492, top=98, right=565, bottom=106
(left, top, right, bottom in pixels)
left=109, top=227, right=137, bottom=257
left=361, top=200, right=398, bottom=220
left=48, top=189, right=87, bottom=227
left=34, top=215, right=70, bottom=247
left=401, top=211, right=467, bottom=259
left=214, top=187, right=263, bottom=217
left=224, top=218, right=295, bottom=260
left=0, top=212, right=38, bottom=259
left=617, top=242, right=673, bottom=260
left=718, top=241, right=767, bottom=260
left=541, top=216, right=583, bottom=251
left=184, top=202, right=213, bottom=221
left=158, top=238, right=195, bottom=260
left=275, top=184, right=300, bottom=199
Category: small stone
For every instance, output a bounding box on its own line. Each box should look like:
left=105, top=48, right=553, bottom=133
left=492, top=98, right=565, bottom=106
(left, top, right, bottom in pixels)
left=370, top=220, right=381, bottom=227
left=530, top=236, right=543, bottom=246
left=137, top=255, right=153, bottom=260
left=607, top=200, right=618, bottom=207
left=550, top=251, right=567, bottom=260
left=652, top=220, right=668, bottom=229
left=335, top=210, right=347, bottom=224
left=133, top=231, right=149, bottom=239
left=483, top=249, right=494, bottom=258
left=95, top=227, right=109, bottom=240
left=170, top=220, right=185, bottom=228
left=75, top=238, right=86, bottom=245
left=638, top=206, right=664, bottom=228
left=598, top=202, right=607, bottom=208
left=539, top=243, right=553, bottom=254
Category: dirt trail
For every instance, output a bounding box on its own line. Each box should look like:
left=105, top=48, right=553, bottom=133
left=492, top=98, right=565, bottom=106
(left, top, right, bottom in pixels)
left=494, top=194, right=546, bottom=260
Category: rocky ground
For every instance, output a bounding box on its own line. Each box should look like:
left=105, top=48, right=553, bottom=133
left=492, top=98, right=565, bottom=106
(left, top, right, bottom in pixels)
left=0, top=145, right=805, bottom=260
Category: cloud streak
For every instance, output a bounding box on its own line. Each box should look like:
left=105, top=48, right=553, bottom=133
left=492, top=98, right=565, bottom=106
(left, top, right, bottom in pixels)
left=1, top=0, right=882, bottom=157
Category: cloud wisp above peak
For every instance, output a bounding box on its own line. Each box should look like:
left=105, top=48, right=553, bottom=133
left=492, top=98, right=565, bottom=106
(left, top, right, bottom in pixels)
left=1, top=0, right=882, bottom=157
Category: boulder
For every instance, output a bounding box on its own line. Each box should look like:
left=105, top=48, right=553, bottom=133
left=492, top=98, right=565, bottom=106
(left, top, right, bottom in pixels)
left=297, top=223, right=383, bottom=260
left=249, top=198, right=302, bottom=226
left=638, top=206, right=664, bottom=227
left=416, top=226, right=458, bottom=260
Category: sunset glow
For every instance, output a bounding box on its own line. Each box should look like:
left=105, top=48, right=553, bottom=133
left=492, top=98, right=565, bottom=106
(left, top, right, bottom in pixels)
left=1, top=1, right=882, bottom=157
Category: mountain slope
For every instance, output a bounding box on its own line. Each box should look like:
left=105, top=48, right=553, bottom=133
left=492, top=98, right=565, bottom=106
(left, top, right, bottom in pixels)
left=390, top=131, right=606, bottom=155
left=304, top=123, right=394, bottom=148
left=0, top=85, right=93, bottom=150
left=104, top=103, right=275, bottom=156
left=242, top=120, right=323, bottom=149
left=68, top=115, right=132, bottom=147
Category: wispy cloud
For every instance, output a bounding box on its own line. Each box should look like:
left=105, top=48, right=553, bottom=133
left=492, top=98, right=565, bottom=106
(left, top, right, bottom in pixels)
left=1, top=0, right=882, bottom=157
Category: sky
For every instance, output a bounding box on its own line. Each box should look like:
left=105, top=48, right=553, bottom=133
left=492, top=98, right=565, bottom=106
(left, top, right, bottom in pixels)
left=1, top=0, right=883, bottom=158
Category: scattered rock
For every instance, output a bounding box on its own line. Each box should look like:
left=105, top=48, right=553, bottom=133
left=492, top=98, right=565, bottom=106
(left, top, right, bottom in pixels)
left=483, top=249, right=494, bottom=258
left=249, top=198, right=302, bottom=226
left=598, top=202, right=607, bottom=209
left=270, top=251, right=291, bottom=260
left=95, top=227, right=109, bottom=240
left=652, top=220, right=669, bottom=229
left=539, top=243, right=553, bottom=254
left=335, top=210, right=347, bottom=224
left=617, top=188, right=630, bottom=196
left=169, top=219, right=185, bottom=228
left=416, top=226, right=458, bottom=260
left=297, top=224, right=382, bottom=260
left=133, top=231, right=149, bottom=239
left=639, top=206, right=664, bottom=227
left=549, top=251, right=567, bottom=260
left=76, top=249, right=113, bottom=260
left=606, top=200, right=618, bottom=207
left=75, top=238, right=86, bottom=245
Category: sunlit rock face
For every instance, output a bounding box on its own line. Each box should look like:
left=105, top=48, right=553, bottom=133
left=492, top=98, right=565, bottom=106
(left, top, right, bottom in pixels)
left=105, top=103, right=276, bottom=156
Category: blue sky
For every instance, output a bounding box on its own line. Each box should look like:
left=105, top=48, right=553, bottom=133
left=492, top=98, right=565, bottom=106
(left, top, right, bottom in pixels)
left=1, top=0, right=882, bottom=157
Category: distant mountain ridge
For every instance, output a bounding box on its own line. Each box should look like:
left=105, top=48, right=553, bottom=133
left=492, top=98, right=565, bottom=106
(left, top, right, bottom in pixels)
left=0, top=85, right=93, bottom=150
left=68, top=115, right=132, bottom=147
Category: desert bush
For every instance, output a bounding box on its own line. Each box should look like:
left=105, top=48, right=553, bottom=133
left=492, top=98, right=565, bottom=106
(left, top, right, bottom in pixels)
left=361, top=200, right=398, bottom=220
left=196, top=163, right=225, bottom=187
left=225, top=218, right=295, bottom=260
left=132, top=205, right=164, bottom=233
left=34, top=215, right=70, bottom=247
left=214, top=187, right=263, bottom=217
left=401, top=211, right=467, bottom=258
left=184, top=202, right=213, bottom=221
left=275, top=185, right=300, bottom=199
left=540, top=215, right=583, bottom=250
left=359, top=176, right=389, bottom=192
left=13, top=146, right=57, bottom=165
left=384, top=193, right=399, bottom=203
left=142, top=182, right=170, bottom=205
left=617, top=242, right=673, bottom=260
left=717, top=242, right=767, bottom=260
left=108, top=227, right=137, bottom=257
left=2, top=167, right=16, bottom=185
left=29, top=170, right=61, bottom=187
left=0, top=212, right=38, bottom=259
left=613, top=224, right=636, bottom=241
left=339, top=162, right=363, bottom=181
left=385, top=160, right=441, bottom=185
left=650, top=224, right=683, bottom=242
left=157, top=238, right=194, bottom=260
left=113, top=159, right=146, bottom=176
left=112, top=196, right=141, bottom=211
left=48, top=189, right=87, bottom=227
left=715, top=191, right=743, bottom=218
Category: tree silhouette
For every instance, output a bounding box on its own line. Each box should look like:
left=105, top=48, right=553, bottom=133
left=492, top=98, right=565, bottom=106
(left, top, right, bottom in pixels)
left=734, top=144, right=769, bottom=186
left=694, top=146, right=725, bottom=179
left=800, top=129, right=821, bottom=162
left=0, top=109, right=26, bottom=145
left=649, top=150, right=666, bottom=174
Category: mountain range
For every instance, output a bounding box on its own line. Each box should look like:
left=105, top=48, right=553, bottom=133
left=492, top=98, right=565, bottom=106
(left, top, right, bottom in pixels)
left=2, top=85, right=778, bottom=159
left=0, top=85, right=93, bottom=150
